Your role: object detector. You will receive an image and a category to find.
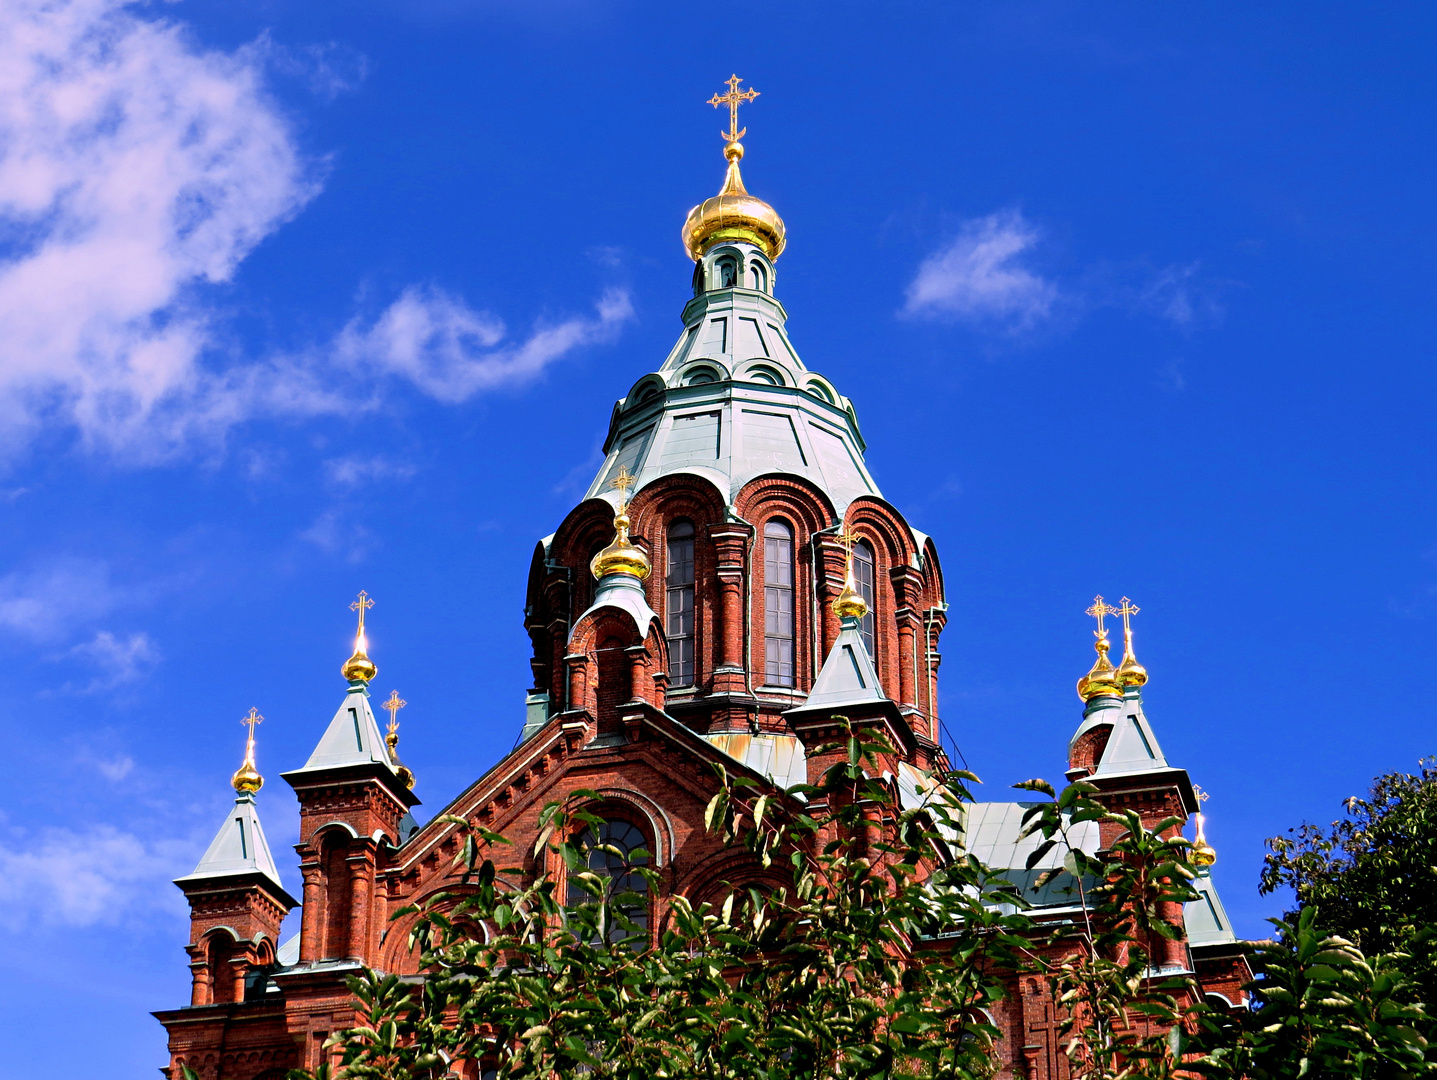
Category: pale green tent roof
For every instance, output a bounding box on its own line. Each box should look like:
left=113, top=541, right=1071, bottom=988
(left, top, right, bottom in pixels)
left=175, top=793, right=284, bottom=890
left=289, top=685, right=398, bottom=776
left=800, top=614, right=888, bottom=711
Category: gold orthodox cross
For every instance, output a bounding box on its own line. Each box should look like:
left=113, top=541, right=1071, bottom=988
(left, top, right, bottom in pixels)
left=241, top=707, right=263, bottom=739
left=836, top=529, right=860, bottom=573
left=350, top=590, right=374, bottom=635
left=382, top=690, right=406, bottom=736
left=1193, top=783, right=1210, bottom=806
left=1085, top=595, right=1118, bottom=639
left=708, top=74, right=759, bottom=144
left=611, top=467, right=636, bottom=512
left=1116, top=596, right=1140, bottom=635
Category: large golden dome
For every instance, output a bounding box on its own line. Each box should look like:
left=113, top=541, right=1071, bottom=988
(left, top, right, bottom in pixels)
left=682, top=142, right=786, bottom=262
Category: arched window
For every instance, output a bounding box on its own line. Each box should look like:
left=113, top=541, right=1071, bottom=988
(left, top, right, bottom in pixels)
left=748, top=262, right=767, bottom=291
left=666, top=521, right=695, bottom=686
left=321, top=833, right=352, bottom=960
left=763, top=520, right=795, bottom=687
left=208, top=932, right=237, bottom=1003
left=853, top=540, right=876, bottom=659
left=567, top=821, right=650, bottom=944
left=717, top=259, right=737, bottom=289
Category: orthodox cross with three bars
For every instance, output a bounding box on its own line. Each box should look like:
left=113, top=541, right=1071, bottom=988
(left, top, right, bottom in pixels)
left=1116, top=596, right=1140, bottom=636
left=835, top=528, right=861, bottom=574
left=1085, top=595, right=1118, bottom=639
left=350, top=590, right=374, bottom=634
left=611, top=467, right=636, bottom=511
left=708, top=74, right=759, bottom=144
left=241, top=707, right=263, bottom=740
left=382, top=690, right=406, bottom=736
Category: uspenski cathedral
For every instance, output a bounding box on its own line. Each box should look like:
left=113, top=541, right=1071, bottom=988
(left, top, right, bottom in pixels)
left=155, top=78, right=1250, bottom=1080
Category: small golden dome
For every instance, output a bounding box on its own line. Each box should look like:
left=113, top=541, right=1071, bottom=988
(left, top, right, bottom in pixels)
left=682, top=143, right=786, bottom=262
left=591, top=507, right=651, bottom=581
left=1191, top=837, right=1217, bottom=868
left=231, top=759, right=263, bottom=795
left=384, top=729, right=416, bottom=790
left=1077, top=636, right=1123, bottom=702
left=342, top=630, right=377, bottom=683
left=833, top=575, right=869, bottom=621
left=1116, top=646, right=1148, bottom=689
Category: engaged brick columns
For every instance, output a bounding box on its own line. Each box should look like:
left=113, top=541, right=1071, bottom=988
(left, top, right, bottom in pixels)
left=709, top=523, right=751, bottom=695
left=347, top=847, right=373, bottom=962
left=298, top=859, right=323, bottom=963
left=889, top=565, right=925, bottom=711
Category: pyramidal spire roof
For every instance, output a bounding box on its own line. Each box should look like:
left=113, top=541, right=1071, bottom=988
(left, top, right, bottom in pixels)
left=801, top=614, right=888, bottom=710
left=291, top=684, right=399, bottom=775
left=175, top=792, right=285, bottom=890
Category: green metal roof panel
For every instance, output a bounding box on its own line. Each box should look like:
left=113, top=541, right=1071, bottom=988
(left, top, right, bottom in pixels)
left=292, top=686, right=397, bottom=775
left=175, top=793, right=285, bottom=889
left=1185, top=873, right=1238, bottom=945
left=800, top=615, right=888, bottom=710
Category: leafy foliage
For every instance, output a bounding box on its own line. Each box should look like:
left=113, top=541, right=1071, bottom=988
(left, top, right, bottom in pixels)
left=1261, top=758, right=1437, bottom=1005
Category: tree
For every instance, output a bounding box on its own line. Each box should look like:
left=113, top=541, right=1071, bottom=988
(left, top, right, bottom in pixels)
left=1260, top=758, right=1437, bottom=1006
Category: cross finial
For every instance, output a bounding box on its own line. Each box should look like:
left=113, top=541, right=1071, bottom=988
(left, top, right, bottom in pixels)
left=350, top=590, right=374, bottom=635
left=835, top=528, right=860, bottom=571
left=1116, top=596, right=1140, bottom=635
left=241, top=707, right=263, bottom=741
left=610, top=467, right=636, bottom=512
left=708, top=74, right=760, bottom=145
left=1085, top=595, right=1118, bottom=639
left=1193, top=783, right=1210, bottom=805
left=382, top=690, right=406, bottom=736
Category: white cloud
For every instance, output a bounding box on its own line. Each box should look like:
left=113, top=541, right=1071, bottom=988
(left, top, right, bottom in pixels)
left=0, top=557, right=123, bottom=640
left=0, top=0, right=318, bottom=459
left=331, top=285, right=634, bottom=404
left=0, top=823, right=191, bottom=929
left=903, top=210, right=1058, bottom=329
left=324, top=454, right=417, bottom=488
left=66, top=629, right=160, bottom=690
left=1139, top=262, right=1224, bottom=329
left=0, top=0, right=632, bottom=462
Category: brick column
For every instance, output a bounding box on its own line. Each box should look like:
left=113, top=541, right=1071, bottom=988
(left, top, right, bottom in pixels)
left=348, top=850, right=372, bottom=962
left=889, top=566, right=926, bottom=712
left=298, top=860, right=322, bottom=963
left=565, top=652, right=590, bottom=715
left=709, top=524, right=751, bottom=694
left=187, top=952, right=210, bottom=1006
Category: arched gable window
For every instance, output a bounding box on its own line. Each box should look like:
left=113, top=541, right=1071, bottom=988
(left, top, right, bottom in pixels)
left=748, top=262, right=767, bottom=291
left=853, top=540, right=876, bottom=659
left=567, top=821, right=650, bottom=945
left=666, top=521, right=696, bottom=686
left=763, top=520, right=795, bottom=687
left=208, top=932, right=237, bottom=1003
left=717, top=258, right=737, bottom=289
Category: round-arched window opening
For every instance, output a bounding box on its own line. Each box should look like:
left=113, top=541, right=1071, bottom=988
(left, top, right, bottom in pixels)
left=567, top=821, right=650, bottom=944
left=804, top=380, right=836, bottom=404
left=748, top=263, right=768, bottom=291
left=747, top=367, right=781, bottom=386
left=639, top=385, right=661, bottom=403
left=716, top=259, right=737, bottom=289
left=687, top=370, right=717, bottom=386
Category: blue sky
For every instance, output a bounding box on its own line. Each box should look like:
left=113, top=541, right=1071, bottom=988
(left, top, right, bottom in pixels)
left=2, top=1, right=1435, bottom=1073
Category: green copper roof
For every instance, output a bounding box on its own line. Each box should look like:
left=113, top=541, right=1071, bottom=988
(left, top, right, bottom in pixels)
left=587, top=242, right=879, bottom=515
left=290, top=684, right=399, bottom=775
left=796, top=613, right=889, bottom=710
left=175, top=793, right=285, bottom=890
left=1185, top=872, right=1238, bottom=946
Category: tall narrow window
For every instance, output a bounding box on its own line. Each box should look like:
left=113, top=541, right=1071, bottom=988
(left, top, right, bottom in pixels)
left=717, top=259, right=737, bottom=288
left=764, top=520, right=795, bottom=687
left=666, top=521, right=695, bottom=686
left=853, top=540, right=876, bottom=659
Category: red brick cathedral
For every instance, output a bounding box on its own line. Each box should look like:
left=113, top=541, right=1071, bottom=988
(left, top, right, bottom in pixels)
left=156, top=81, right=1249, bottom=1080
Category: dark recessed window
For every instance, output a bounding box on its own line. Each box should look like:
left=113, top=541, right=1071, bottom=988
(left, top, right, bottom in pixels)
left=666, top=520, right=695, bottom=686
left=764, top=520, right=795, bottom=687
left=854, top=539, right=876, bottom=659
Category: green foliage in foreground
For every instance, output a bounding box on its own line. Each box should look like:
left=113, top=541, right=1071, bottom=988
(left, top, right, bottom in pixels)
left=279, top=730, right=1437, bottom=1080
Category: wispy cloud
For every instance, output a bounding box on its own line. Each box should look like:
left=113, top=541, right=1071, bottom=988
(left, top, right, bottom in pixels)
left=65, top=630, right=160, bottom=692
left=324, top=454, right=418, bottom=488
left=0, top=823, right=191, bottom=930
left=330, top=285, right=634, bottom=404
left=902, top=210, right=1058, bottom=330
left=0, top=558, right=125, bottom=641
left=0, top=0, right=633, bottom=464
left=1137, top=262, right=1225, bottom=329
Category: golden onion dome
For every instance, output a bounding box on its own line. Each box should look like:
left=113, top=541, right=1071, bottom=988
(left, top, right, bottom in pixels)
left=231, top=759, right=263, bottom=795
left=833, top=574, right=869, bottom=621
left=1115, top=643, right=1148, bottom=689
left=591, top=506, right=651, bottom=581
left=682, top=142, right=786, bottom=262
left=1191, top=837, right=1217, bottom=868
left=1077, top=636, right=1123, bottom=702
left=342, top=630, right=377, bottom=683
